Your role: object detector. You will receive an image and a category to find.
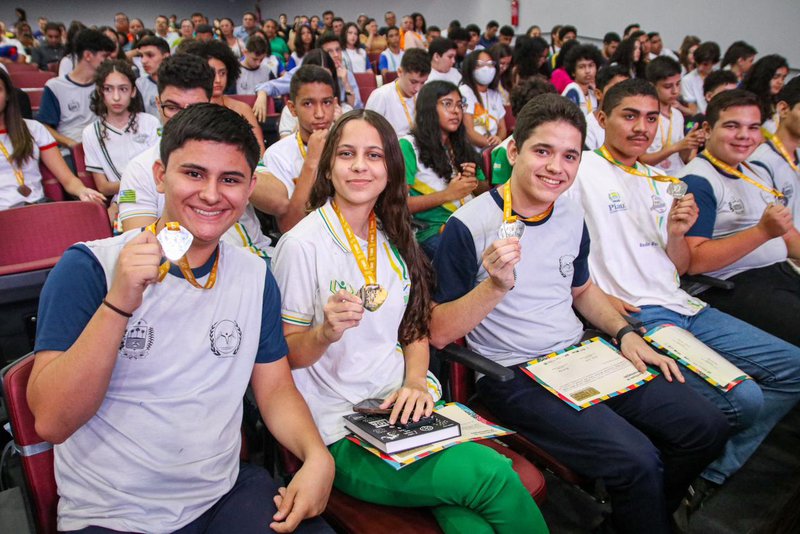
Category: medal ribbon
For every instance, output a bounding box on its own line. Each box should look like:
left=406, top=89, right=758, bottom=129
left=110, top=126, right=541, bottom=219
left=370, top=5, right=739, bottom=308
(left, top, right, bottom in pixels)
left=502, top=183, right=553, bottom=223
left=761, top=127, right=799, bottom=173
left=0, top=138, right=28, bottom=194
left=395, top=82, right=415, bottom=129
left=701, top=149, right=785, bottom=202
left=296, top=131, right=307, bottom=159
left=659, top=112, right=674, bottom=148
left=596, top=145, right=683, bottom=186
left=331, top=201, right=377, bottom=285
left=146, top=221, right=219, bottom=289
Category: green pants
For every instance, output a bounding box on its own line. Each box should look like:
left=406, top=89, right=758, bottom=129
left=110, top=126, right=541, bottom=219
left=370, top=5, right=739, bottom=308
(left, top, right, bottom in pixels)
left=329, top=439, right=548, bottom=533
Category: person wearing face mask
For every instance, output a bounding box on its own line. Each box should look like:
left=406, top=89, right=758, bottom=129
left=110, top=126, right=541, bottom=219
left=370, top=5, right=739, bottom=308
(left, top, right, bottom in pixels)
left=460, top=50, right=506, bottom=151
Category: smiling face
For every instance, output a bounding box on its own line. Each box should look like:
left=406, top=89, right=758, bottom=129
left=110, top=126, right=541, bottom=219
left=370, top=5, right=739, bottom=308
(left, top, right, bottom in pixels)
left=599, top=94, right=660, bottom=162
left=330, top=119, right=388, bottom=212
left=507, top=120, right=583, bottom=211
left=704, top=104, right=762, bottom=165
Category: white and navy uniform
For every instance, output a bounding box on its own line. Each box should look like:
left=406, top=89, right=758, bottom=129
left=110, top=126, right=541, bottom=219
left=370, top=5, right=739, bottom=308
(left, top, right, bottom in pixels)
left=81, top=114, right=161, bottom=202
left=434, top=189, right=589, bottom=367
left=749, top=141, right=800, bottom=229
left=460, top=85, right=505, bottom=147
left=681, top=69, right=707, bottom=114
left=36, top=75, right=97, bottom=144
left=135, top=76, right=160, bottom=118
left=426, top=68, right=462, bottom=86
left=679, top=154, right=788, bottom=279
left=272, top=199, right=412, bottom=445
left=567, top=150, right=707, bottom=315
left=34, top=232, right=286, bottom=532
left=646, top=108, right=686, bottom=173
left=258, top=132, right=305, bottom=197
left=378, top=49, right=403, bottom=73
left=343, top=47, right=370, bottom=73
left=584, top=112, right=605, bottom=151
left=117, top=144, right=272, bottom=258
left=236, top=62, right=276, bottom=95
left=0, top=119, right=57, bottom=209
left=562, top=82, right=598, bottom=116
left=365, top=80, right=416, bottom=137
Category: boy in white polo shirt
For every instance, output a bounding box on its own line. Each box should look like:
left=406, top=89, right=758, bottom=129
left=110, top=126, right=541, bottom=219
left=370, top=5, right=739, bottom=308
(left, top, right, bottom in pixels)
left=365, top=48, right=430, bottom=137
left=560, top=44, right=603, bottom=116
left=569, top=78, right=800, bottom=506
left=681, top=41, right=720, bottom=115
left=134, top=36, right=170, bottom=118
left=641, top=57, right=704, bottom=173
left=431, top=93, right=728, bottom=534
left=30, top=103, right=334, bottom=534
left=425, top=38, right=461, bottom=85
left=679, top=89, right=800, bottom=346
left=237, top=36, right=281, bottom=95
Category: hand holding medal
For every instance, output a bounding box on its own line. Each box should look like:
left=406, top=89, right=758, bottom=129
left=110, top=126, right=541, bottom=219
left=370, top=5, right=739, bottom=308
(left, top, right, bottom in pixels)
left=146, top=221, right=219, bottom=290
left=321, top=290, right=365, bottom=343
left=666, top=193, right=699, bottom=239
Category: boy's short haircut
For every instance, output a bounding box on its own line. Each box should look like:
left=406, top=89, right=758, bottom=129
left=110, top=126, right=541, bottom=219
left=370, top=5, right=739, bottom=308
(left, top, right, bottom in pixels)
left=243, top=11, right=257, bottom=20
left=564, top=44, right=603, bottom=77
left=44, top=21, right=60, bottom=33
left=401, top=48, right=432, bottom=75
left=602, top=78, right=658, bottom=115
left=694, top=42, right=721, bottom=64
left=722, top=40, right=757, bottom=68
left=596, top=64, right=630, bottom=92
left=499, top=25, right=515, bottom=38
left=465, top=24, right=481, bottom=35
left=777, top=77, right=800, bottom=109
left=322, top=10, right=334, bottom=18
left=137, top=36, right=170, bottom=55
left=603, top=31, right=620, bottom=44
left=246, top=35, right=270, bottom=55
left=647, top=31, right=660, bottom=39
left=510, top=76, right=557, bottom=116
left=646, top=56, right=682, bottom=83
left=315, top=32, right=340, bottom=49
left=160, top=102, right=260, bottom=173
left=428, top=38, right=457, bottom=59
left=705, top=89, right=761, bottom=127
left=623, top=23, right=640, bottom=37
left=75, top=28, right=117, bottom=58
left=558, top=25, right=578, bottom=40
left=156, top=54, right=215, bottom=99
left=289, top=64, right=336, bottom=101
left=703, top=70, right=738, bottom=95
left=628, top=30, right=646, bottom=42
left=449, top=28, right=470, bottom=42
left=385, top=25, right=399, bottom=36
left=195, top=24, right=213, bottom=35
left=183, top=40, right=242, bottom=89
left=332, top=17, right=344, bottom=24
left=514, top=93, right=587, bottom=148
left=486, top=20, right=500, bottom=30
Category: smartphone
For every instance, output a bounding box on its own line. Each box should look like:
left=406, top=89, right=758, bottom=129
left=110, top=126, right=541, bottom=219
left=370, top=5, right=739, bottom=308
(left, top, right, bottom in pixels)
left=353, top=398, right=392, bottom=415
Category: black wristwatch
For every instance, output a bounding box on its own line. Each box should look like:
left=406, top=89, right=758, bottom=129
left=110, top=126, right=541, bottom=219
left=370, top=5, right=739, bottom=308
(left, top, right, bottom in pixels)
left=614, top=325, right=639, bottom=344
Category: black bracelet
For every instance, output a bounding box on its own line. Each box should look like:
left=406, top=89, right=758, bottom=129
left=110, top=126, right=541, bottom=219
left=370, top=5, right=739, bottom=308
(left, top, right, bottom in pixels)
left=614, top=325, right=638, bottom=344
left=103, top=299, right=133, bottom=318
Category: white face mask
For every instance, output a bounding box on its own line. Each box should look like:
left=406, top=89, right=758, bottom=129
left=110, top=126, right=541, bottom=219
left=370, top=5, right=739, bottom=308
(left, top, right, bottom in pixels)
left=474, top=66, right=496, bottom=85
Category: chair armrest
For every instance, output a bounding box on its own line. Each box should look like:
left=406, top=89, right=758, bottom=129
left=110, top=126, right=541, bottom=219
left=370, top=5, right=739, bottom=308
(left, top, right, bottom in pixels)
left=439, top=343, right=515, bottom=382
left=681, top=274, right=735, bottom=295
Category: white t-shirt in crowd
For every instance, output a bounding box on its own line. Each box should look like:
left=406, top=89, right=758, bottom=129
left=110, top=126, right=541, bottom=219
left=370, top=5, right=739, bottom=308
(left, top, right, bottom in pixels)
left=427, top=67, right=462, bottom=86
left=681, top=69, right=708, bottom=113
left=365, top=80, right=416, bottom=137
left=135, top=76, right=160, bottom=118
left=647, top=107, right=686, bottom=173
left=584, top=112, right=605, bottom=150
left=258, top=131, right=306, bottom=197
left=459, top=84, right=506, bottom=140
left=0, top=119, right=57, bottom=209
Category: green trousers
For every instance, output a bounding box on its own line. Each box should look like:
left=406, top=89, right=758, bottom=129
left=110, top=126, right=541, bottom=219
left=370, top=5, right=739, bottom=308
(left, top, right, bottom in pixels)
left=329, top=439, right=548, bottom=533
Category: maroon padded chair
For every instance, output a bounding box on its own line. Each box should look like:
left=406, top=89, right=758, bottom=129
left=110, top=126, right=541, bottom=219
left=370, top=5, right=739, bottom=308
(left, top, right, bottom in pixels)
left=26, top=88, right=44, bottom=113
left=5, top=62, right=39, bottom=74
left=70, top=143, right=95, bottom=189
left=382, top=71, right=399, bottom=84
left=481, top=147, right=493, bottom=183
left=227, top=93, right=278, bottom=120
left=10, top=70, right=56, bottom=89
left=503, top=105, right=516, bottom=134
left=2, top=354, right=58, bottom=534
left=354, top=72, right=378, bottom=102
left=367, top=52, right=382, bottom=74
left=38, top=161, right=65, bottom=202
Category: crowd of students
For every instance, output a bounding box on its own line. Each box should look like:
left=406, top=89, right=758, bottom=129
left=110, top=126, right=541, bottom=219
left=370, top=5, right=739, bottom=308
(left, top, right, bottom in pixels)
left=1, top=6, right=799, bottom=534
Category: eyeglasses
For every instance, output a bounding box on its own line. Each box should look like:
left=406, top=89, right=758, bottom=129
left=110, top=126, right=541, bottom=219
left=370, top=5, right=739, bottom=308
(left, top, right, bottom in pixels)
left=476, top=60, right=496, bottom=68
left=158, top=100, right=195, bottom=118
left=439, top=99, right=467, bottom=112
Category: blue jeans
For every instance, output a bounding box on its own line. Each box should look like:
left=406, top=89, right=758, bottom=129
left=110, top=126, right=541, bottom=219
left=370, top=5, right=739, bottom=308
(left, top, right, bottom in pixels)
left=633, top=305, right=800, bottom=484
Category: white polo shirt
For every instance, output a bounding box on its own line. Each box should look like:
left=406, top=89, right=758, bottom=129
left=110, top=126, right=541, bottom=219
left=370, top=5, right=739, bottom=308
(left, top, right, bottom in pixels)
left=36, top=75, right=97, bottom=143
left=378, top=49, right=404, bottom=73
left=681, top=69, right=707, bottom=113
left=365, top=80, right=416, bottom=137
left=236, top=62, right=274, bottom=95
left=258, top=131, right=305, bottom=197
left=459, top=85, right=505, bottom=140
left=585, top=112, right=605, bottom=150
left=426, top=67, right=462, bottom=86
left=0, top=119, right=57, bottom=209
left=135, top=76, right=160, bottom=118
left=749, top=140, right=800, bottom=228
left=562, top=82, right=598, bottom=116
left=647, top=107, right=686, bottom=173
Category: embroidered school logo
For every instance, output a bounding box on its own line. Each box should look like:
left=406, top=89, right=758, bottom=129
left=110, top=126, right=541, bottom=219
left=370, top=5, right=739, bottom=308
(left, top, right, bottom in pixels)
left=650, top=195, right=667, bottom=214
left=119, top=320, right=155, bottom=360
left=607, top=191, right=627, bottom=213
left=134, top=133, right=149, bottom=144
left=559, top=254, right=575, bottom=278
left=329, top=279, right=356, bottom=295
left=728, top=198, right=745, bottom=214
left=67, top=100, right=80, bottom=112
left=209, top=320, right=242, bottom=357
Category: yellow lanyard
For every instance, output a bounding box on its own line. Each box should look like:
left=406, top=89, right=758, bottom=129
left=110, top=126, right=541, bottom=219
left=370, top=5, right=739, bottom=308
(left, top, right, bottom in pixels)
left=585, top=89, right=593, bottom=113
left=762, top=128, right=799, bottom=173
left=395, top=82, right=414, bottom=129
left=659, top=112, right=674, bottom=148
left=331, top=201, right=378, bottom=285
left=597, top=146, right=683, bottom=186
left=296, top=131, right=307, bottom=159
left=502, top=182, right=553, bottom=223
left=701, top=149, right=786, bottom=202
left=0, top=138, right=30, bottom=196
left=146, top=222, right=219, bottom=289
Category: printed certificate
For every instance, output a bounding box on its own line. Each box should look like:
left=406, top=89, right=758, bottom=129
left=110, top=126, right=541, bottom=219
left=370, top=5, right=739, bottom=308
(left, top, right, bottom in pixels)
left=644, top=324, right=749, bottom=391
left=521, top=337, right=656, bottom=411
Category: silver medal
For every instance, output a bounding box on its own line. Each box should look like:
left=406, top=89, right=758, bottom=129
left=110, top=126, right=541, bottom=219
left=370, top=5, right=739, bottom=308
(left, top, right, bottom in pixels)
left=498, top=220, right=525, bottom=239
left=667, top=181, right=688, bottom=199
left=157, top=224, right=194, bottom=261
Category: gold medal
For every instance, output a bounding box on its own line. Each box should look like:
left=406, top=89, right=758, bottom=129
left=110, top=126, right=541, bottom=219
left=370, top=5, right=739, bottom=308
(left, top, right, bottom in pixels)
left=1, top=139, right=30, bottom=197
left=358, top=284, right=388, bottom=312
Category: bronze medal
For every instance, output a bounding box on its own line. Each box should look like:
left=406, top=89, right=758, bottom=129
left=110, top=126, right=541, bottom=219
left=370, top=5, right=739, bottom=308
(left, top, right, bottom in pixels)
left=17, top=184, right=32, bottom=197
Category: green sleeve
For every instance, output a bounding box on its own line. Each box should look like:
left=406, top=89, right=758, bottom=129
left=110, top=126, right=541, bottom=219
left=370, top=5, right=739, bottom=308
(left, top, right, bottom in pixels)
left=399, top=138, right=418, bottom=186
left=491, top=146, right=512, bottom=185
left=476, top=166, right=487, bottom=182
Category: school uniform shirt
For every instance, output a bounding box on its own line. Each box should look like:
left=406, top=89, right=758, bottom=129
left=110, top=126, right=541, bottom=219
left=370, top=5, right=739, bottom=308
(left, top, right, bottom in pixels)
left=378, top=49, right=403, bottom=73
left=561, top=82, right=598, bottom=116
left=36, top=74, right=97, bottom=143
left=749, top=141, right=800, bottom=229
left=646, top=107, right=686, bottom=173
left=679, top=154, right=788, bottom=279
left=459, top=85, right=505, bottom=145
left=286, top=51, right=304, bottom=71
left=490, top=135, right=513, bottom=185
left=259, top=132, right=305, bottom=197
left=236, top=61, right=277, bottom=95
left=34, top=232, right=285, bottom=532
left=271, top=200, right=412, bottom=445
left=400, top=135, right=486, bottom=243
left=81, top=114, right=161, bottom=202
left=433, top=188, right=588, bottom=367
left=135, top=76, right=160, bottom=118
left=681, top=69, right=707, bottom=113
left=566, top=150, right=708, bottom=315
left=117, top=144, right=272, bottom=258
left=343, top=47, right=370, bottom=73
left=57, top=54, right=75, bottom=77
left=426, top=67, right=462, bottom=86
left=365, top=80, right=416, bottom=137
left=0, top=119, right=57, bottom=209
left=584, top=112, right=605, bottom=151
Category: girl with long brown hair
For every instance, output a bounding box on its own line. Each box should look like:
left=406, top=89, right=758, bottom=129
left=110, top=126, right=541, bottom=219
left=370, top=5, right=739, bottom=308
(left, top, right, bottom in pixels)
left=271, top=109, right=545, bottom=533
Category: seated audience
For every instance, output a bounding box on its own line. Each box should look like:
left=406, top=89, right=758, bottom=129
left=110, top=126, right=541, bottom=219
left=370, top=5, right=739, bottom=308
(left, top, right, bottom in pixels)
left=341, top=22, right=371, bottom=73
